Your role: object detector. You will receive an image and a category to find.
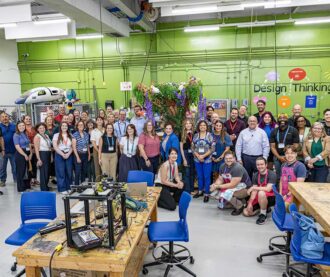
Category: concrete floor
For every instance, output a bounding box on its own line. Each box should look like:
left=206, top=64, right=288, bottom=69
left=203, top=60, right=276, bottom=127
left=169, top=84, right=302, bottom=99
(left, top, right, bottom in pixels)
left=0, top=176, right=288, bottom=277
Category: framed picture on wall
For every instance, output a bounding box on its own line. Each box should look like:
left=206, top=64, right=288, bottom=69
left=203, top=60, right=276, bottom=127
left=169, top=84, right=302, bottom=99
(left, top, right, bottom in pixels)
left=207, top=99, right=231, bottom=122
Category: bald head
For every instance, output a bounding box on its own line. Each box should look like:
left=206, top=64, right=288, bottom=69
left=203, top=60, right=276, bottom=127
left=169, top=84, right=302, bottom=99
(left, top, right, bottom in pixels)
left=292, top=104, right=303, bottom=118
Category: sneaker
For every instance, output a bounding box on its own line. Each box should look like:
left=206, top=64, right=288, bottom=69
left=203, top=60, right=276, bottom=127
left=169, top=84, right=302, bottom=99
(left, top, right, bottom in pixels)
left=256, top=214, right=267, bottom=225
left=193, top=192, right=204, bottom=199
left=0, top=181, right=6, bottom=187
left=60, top=191, right=69, bottom=195
left=203, top=196, right=209, bottom=203
left=231, top=205, right=244, bottom=216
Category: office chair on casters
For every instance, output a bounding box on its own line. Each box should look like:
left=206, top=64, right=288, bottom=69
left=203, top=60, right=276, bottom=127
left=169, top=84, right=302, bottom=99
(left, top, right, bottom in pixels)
left=287, top=204, right=330, bottom=277
left=257, top=185, right=294, bottom=276
left=5, top=191, right=57, bottom=277
left=142, top=191, right=196, bottom=277
left=127, top=170, right=154, bottom=186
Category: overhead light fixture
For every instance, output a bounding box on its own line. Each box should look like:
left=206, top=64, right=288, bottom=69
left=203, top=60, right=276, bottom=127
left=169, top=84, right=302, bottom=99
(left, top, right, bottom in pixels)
left=33, top=18, right=71, bottom=25
left=0, top=23, right=17, bottom=28
left=237, top=22, right=276, bottom=28
left=241, top=0, right=291, bottom=9
left=295, top=17, right=330, bottom=25
left=172, top=5, right=218, bottom=15
left=76, top=33, right=104, bottom=40
left=184, top=25, right=220, bottom=33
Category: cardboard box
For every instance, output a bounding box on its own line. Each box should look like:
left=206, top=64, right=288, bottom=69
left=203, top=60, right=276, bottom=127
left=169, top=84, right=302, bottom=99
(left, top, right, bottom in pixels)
left=52, top=269, right=109, bottom=277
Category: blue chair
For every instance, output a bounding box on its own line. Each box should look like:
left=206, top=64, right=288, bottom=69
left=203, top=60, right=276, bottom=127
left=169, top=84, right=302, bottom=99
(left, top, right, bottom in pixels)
left=257, top=185, right=294, bottom=275
left=288, top=205, right=330, bottom=277
left=142, top=192, right=196, bottom=277
left=127, top=170, right=154, bottom=187
left=5, top=191, right=57, bottom=277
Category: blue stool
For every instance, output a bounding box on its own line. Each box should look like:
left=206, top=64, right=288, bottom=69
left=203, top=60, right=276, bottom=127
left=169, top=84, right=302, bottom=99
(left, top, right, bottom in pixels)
left=257, top=185, right=294, bottom=275
left=142, top=191, right=196, bottom=277
left=127, top=170, right=154, bottom=187
left=5, top=191, right=57, bottom=277
left=288, top=204, right=330, bottom=277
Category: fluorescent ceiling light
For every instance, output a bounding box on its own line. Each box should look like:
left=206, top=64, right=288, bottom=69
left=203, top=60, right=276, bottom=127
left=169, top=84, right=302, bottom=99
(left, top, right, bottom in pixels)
left=0, top=23, right=17, bottom=28
left=34, top=18, right=71, bottom=25
left=241, top=0, right=291, bottom=9
left=76, top=33, right=104, bottom=40
left=172, top=4, right=217, bottom=15
left=184, top=25, right=220, bottom=32
left=237, top=22, right=276, bottom=28
left=295, top=17, right=330, bottom=25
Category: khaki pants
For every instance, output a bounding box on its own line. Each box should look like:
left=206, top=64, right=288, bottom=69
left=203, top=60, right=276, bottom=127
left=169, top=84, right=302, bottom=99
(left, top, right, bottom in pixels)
left=229, top=188, right=248, bottom=209
left=101, top=153, right=118, bottom=181
left=93, top=150, right=102, bottom=181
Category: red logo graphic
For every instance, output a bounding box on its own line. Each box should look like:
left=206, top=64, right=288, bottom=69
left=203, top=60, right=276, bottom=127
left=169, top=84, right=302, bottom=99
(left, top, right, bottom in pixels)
left=288, top=68, right=306, bottom=81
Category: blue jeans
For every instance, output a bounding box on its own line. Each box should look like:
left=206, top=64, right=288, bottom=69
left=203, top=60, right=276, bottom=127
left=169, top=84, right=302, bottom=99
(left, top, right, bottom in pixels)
left=183, top=150, right=195, bottom=193
left=55, top=153, right=73, bottom=192
left=194, top=161, right=212, bottom=194
left=0, top=153, right=17, bottom=182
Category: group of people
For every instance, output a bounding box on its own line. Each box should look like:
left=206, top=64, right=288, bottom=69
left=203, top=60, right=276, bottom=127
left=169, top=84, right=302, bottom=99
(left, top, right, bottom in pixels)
left=0, top=100, right=329, bottom=225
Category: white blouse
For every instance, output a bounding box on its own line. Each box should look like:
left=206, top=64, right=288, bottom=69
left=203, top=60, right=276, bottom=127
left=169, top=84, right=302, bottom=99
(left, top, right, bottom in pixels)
left=37, top=133, right=51, bottom=151
left=91, top=128, right=104, bottom=146
left=52, top=133, right=72, bottom=153
left=120, top=136, right=139, bottom=156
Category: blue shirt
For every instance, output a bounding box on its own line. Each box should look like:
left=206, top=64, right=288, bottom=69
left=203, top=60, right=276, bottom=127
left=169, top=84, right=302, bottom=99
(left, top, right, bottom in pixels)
left=114, top=120, right=128, bottom=138
left=72, top=131, right=89, bottom=153
left=0, top=122, right=16, bottom=153
left=130, top=116, right=146, bottom=136
left=213, top=133, right=232, bottom=158
left=13, top=132, right=30, bottom=150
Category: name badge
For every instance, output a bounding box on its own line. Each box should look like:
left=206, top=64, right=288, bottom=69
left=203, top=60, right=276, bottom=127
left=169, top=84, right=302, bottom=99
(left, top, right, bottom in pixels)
left=212, top=152, right=217, bottom=156
left=108, top=146, right=114, bottom=151
left=26, top=147, right=30, bottom=151
left=188, top=149, right=192, bottom=153
left=126, top=154, right=132, bottom=158
left=278, top=143, right=285, bottom=149
left=82, top=148, right=87, bottom=152
left=198, top=146, right=205, bottom=154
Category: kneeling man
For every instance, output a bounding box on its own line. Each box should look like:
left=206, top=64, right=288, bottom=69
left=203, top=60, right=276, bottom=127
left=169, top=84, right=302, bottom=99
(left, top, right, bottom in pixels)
left=243, top=157, right=277, bottom=225
left=210, top=151, right=251, bottom=216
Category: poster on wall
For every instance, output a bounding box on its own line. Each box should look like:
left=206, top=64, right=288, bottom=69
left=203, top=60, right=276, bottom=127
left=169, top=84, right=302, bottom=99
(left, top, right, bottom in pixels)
left=120, top=82, right=132, bottom=91
left=207, top=99, right=231, bottom=121
left=305, top=95, right=317, bottom=108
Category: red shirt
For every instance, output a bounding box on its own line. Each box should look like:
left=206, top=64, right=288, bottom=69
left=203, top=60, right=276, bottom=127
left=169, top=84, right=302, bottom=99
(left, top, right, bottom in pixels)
left=138, top=133, right=160, bottom=158
left=25, top=126, right=37, bottom=143
left=54, top=114, right=64, bottom=123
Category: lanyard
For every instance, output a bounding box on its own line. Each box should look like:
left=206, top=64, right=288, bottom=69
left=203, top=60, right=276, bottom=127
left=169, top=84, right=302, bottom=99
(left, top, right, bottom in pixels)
left=277, top=126, right=290, bottom=144
left=118, top=121, right=127, bottom=136
left=80, top=132, right=88, bottom=147
left=127, top=137, right=135, bottom=154
left=62, top=134, right=69, bottom=145
left=40, top=134, right=51, bottom=148
left=258, top=170, right=268, bottom=187
left=229, top=120, right=238, bottom=133
left=106, top=136, right=114, bottom=147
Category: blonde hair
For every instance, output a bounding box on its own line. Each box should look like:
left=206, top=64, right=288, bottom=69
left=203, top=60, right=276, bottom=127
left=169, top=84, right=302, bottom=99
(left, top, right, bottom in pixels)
left=307, top=122, right=327, bottom=139
left=181, top=119, right=194, bottom=143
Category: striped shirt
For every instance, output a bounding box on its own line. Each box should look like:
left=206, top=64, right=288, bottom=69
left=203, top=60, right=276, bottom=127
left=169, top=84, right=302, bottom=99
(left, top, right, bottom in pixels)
left=73, top=131, right=89, bottom=153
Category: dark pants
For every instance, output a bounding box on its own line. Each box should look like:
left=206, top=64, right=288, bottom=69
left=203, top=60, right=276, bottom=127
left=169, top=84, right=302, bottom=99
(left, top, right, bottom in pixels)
left=274, top=157, right=284, bottom=182
left=28, top=153, right=37, bottom=180
left=15, top=151, right=31, bottom=192
left=55, top=153, right=73, bottom=192
left=0, top=152, right=16, bottom=182
left=39, top=151, right=51, bottom=191
left=308, top=165, right=329, bottom=183
left=242, top=154, right=260, bottom=179
left=74, top=152, right=88, bottom=185
left=156, top=183, right=183, bottom=211
left=87, top=154, right=95, bottom=182
left=183, top=150, right=195, bottom=193
left=140, top=155, right=159, bottom=177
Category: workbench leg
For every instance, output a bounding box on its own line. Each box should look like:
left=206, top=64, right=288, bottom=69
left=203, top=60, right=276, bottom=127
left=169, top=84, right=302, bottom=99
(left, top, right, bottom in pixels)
left=25, top=266, right=41, bottom=277
left=109, top=272, right=124, bottom=277
left=150, top=205, right=158, bottom=222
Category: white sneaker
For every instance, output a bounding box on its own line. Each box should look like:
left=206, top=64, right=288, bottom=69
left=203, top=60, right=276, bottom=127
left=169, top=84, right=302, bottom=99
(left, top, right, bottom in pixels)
left=60, top=191, right=69, bottom=195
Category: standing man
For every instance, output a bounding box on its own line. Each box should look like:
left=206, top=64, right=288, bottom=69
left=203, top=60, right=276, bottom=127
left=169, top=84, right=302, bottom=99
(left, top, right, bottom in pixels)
left=130, top=105, right=146, bottom=136
left=54, top=104, right=66, bottom=124
left=210, top=112, right=220, bottom=132
left=224, top=108, right=246, bottom=151
left=321, top=108, right=330, bottom=136
left=238, top=105, right=249, bottom=126
left=0, top=112, right=17, bottom=186
left=235, top=116, right=270, bottom=178
left=288, top=104, right=311, bottom=127
left=270, top=113, right=299, bottom=181
left=114, top=109, right=128, bottom=138
left=253, top=100, right=276, bottom=123
left=206, top=105, right=214, bottom=126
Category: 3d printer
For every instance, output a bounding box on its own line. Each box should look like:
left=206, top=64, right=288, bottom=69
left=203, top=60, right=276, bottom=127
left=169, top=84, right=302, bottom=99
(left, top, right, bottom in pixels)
left=63, top=178, right=127, bottom=251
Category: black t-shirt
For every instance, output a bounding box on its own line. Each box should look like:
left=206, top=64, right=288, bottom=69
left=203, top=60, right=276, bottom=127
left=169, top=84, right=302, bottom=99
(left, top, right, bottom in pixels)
left=101, top=134, right=117, bottom=153
left=180, top=132, right=193, bottom=150
left=251, top=170, right=277, bottom=187
left=322, top=122, right=330, bottom=136
left=270, top=126, right=299, bottom=156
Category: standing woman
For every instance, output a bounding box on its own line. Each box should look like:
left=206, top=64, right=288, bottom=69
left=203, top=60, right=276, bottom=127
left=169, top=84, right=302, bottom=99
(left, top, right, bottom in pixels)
left=192, top=120, right=215, bottom=202
left=211, top=120, right=232, bottom=180
left=106, top=113, right=116, bottom=126
left=98, top=109, right=106, bottom=121
left=91, top=117, right=105, bottom=181
left=160, top=123, right=181, bottom=165
left=98, top=123, right=118, bottom=180
left=259, top=112, right=277, bottom=170
left=34, top=123, right=52, bottom=191
left=118, top=124, right=139, bottom=182
left=138, top=120, right=160, bottom=176
left=44, top=115, right=56, bottom=182
left=86, top=119, right=96, bottom=181
left=294, top=116, right=310, bottom=162
left=72, top=121, right=90, bottom=185
left=13, top=121, right=32, bottom=192
left=303, top=122, right=330, bottom=182
left=52, top=122, right=73, bottom=194
left=180, top=119, right=195, bottom=193
left=23, top=115, right=38, bottom=186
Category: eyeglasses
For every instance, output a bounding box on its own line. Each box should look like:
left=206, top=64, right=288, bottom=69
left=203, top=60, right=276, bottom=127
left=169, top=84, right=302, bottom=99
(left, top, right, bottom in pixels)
left=313, top=127, right=322, bottom=130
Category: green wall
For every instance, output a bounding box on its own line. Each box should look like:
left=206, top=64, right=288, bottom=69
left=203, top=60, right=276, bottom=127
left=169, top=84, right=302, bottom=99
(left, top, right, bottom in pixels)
left=17, top=17, right=330, bottom=122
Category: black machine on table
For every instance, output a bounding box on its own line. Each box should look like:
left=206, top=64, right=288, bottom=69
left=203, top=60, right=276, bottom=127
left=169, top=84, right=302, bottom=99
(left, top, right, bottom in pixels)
left=63, top=176, right=128, bottom=251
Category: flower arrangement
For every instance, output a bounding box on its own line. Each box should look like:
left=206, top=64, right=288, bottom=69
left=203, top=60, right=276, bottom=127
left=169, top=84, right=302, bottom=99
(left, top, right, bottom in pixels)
left=133, top=76, right=203, bottom=133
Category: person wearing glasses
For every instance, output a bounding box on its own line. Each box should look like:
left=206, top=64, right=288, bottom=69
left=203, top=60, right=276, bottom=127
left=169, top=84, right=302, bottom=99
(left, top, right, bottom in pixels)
left=294, top=115, right=310, bottom=162
left=303, top=122, right=330, bottom=183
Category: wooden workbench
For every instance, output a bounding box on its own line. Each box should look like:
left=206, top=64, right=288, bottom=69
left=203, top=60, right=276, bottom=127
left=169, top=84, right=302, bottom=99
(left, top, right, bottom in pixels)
left=13, top=187, right=161, bottom=277
left=289, top=182, right=330, bottom=276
